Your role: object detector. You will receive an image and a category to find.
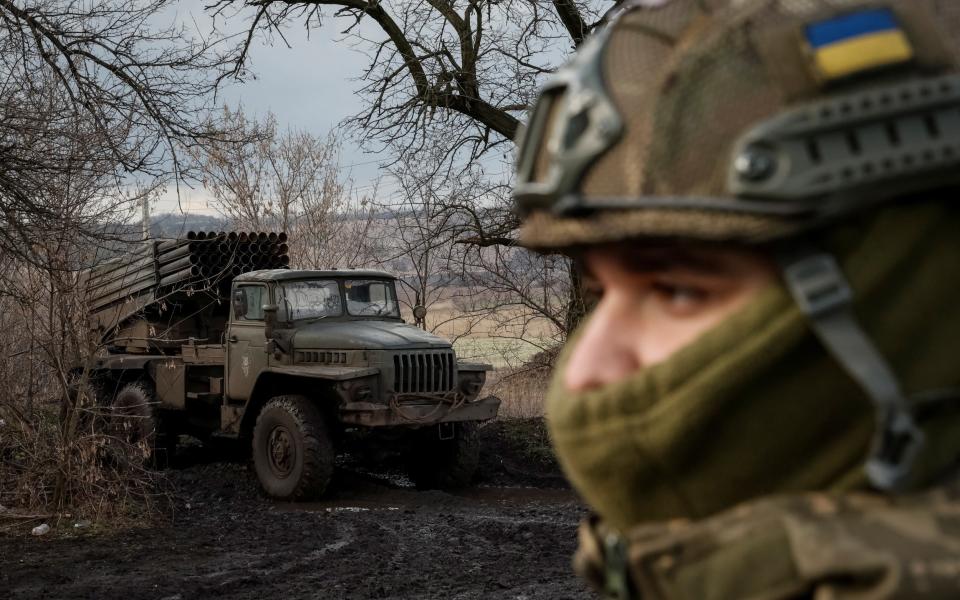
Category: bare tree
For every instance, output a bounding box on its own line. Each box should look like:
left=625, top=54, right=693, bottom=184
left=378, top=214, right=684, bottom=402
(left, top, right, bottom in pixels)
left=0, top=0, right=241, bottom=267
left=199, top=107, right=381, bottom=268
left=0, top=0, right=236, bottom=169
left=201, top=108, right=300, bottom=231
left=457, top=242, right=571, bottom=362
left=0, top=0, right=240, bottom=517
left=209, top=0, right=612, bottom=332
left=367, top=149, right=568, bottom=370
left=296, top=186, right=384, bottom=269
left=376, top=156, right=466, bottom=333
left=211, top=1, right=608, bottom=163
left=0, top=116, right=162, bottom=516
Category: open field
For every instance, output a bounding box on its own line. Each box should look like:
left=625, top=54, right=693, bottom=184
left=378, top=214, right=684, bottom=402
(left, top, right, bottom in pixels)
left=399, top=288, right=561, bottom=371
left=454, top=337, right=552, bottom=370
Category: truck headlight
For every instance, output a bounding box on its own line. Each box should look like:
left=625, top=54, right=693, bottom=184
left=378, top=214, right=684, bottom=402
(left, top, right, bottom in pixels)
left=458, top=373, right=485, bottom=398
left=355, top=385, right=372, bottom=402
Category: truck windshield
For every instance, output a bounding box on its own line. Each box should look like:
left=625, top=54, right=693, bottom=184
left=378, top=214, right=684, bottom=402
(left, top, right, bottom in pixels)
left=344, top=279, right=401, bottom=317
left=279, top=280, right=342, bottom=320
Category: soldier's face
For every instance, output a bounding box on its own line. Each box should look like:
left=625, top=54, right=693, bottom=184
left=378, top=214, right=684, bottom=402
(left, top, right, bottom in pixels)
left=564, top=244, right=777, bottom=391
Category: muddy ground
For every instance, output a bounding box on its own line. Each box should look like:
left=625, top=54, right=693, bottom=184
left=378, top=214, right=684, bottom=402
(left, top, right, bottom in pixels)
left=0, top=421, right=592, bottom=600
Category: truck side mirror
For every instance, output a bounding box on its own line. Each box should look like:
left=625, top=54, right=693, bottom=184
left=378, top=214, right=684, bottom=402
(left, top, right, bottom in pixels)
left=232, top=289, right=247, bottom=319
left=263, top=304, right=278, bottom=341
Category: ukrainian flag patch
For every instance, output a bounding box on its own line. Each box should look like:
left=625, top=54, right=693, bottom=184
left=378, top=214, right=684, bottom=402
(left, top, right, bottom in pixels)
left=805, top=8, right=914, bottom=81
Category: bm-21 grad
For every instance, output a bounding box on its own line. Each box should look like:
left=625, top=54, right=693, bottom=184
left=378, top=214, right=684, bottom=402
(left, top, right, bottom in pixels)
left=80, top=232, right=499, bottom=498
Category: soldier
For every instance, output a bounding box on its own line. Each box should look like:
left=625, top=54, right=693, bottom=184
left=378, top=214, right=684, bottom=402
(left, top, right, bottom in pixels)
left=512, top=0, right=960, bottom=597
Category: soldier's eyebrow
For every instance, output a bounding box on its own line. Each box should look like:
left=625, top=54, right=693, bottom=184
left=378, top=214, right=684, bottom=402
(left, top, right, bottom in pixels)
left=616, top=246, right=739, bottom=275
left=573, top=244, right=752, bottom=282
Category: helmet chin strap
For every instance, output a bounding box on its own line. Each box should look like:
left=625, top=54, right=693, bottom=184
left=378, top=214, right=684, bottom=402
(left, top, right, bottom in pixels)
left=777, top=246, right=925, bottom=492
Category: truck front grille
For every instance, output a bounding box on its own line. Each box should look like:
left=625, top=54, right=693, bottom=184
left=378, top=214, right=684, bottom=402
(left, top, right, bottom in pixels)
left=296, top=351, right=348, bottom=365
left=393, top=351, right=455, bottom=394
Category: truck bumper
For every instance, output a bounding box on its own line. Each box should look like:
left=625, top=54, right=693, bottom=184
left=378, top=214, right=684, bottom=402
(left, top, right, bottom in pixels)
left=340, top=395, right=501, bottom=427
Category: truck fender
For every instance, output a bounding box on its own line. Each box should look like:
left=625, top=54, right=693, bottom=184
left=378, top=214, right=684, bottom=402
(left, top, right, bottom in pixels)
left=237, top=371, right=340, bottom=439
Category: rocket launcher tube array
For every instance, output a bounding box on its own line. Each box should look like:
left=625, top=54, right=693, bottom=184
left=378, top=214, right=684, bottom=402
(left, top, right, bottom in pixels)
left=86, top=231, right=290, bottom=318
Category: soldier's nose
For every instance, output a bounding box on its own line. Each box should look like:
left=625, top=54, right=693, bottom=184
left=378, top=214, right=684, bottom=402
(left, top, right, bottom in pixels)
left=563, top=298, right=642, bottom=392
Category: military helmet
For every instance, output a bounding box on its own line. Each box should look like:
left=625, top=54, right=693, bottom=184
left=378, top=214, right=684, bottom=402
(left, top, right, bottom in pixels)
left=514, top=0, right=960, bottom=249
left=514, top=0, right=960, bottom=493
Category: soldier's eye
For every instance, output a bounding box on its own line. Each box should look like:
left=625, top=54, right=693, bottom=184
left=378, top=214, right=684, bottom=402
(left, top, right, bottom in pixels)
left=582, top=277, right=603, bottom=300
left=651, top=282, right=709, bottom=313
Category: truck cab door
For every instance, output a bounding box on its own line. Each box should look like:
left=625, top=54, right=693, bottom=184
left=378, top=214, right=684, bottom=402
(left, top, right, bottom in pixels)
left=226, top=284, right=270, bottom=403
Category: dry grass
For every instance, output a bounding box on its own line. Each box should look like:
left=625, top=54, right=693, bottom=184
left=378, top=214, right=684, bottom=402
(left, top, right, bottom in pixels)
left=486, top=362, right=554, bottom=419
left=0, top=379, right=172, bottom=528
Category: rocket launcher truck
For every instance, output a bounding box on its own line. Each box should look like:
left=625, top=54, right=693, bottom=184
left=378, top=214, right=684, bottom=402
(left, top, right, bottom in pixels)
left=81, top=232, right=499, bottom=499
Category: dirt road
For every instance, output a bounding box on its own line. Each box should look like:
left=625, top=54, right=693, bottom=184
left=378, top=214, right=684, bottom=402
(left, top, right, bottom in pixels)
left=1, top=423, right=592, bottom=600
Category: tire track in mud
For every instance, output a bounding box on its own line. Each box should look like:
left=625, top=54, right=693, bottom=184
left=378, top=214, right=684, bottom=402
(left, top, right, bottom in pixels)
left=1, top=477, right=591, bottom=600
left=2, top=421, right=591, bottom=599
left=179, top=519, right=359, bottom=587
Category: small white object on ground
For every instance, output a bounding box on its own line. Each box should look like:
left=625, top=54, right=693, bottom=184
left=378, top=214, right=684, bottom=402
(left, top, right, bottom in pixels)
left=32, top=523, right=50, bottom=536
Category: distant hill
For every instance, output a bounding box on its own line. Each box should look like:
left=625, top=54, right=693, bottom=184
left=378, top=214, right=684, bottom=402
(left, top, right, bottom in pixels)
left=148, top=213, right=229, bottom=238
left=81, top=213, right=229, bottom=266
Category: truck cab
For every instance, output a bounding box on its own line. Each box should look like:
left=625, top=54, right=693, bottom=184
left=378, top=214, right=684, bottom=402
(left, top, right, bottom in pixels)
left=224, top=270, right=495, bottom=427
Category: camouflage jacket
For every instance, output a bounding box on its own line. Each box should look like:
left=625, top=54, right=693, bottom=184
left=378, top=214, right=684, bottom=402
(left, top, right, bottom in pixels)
left=575, top=486, right=960, bottom=599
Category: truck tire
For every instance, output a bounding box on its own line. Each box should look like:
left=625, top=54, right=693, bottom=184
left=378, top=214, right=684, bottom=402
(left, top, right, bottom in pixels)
left=404, top=422, right=480, bottom=490
left=252, top=395, right=334, bottom=500
left=110, top=381, right=175, bottom=468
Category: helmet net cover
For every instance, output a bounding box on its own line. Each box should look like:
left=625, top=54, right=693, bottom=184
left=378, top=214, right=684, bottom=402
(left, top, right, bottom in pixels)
left=517, top=0, right=960, bottom=249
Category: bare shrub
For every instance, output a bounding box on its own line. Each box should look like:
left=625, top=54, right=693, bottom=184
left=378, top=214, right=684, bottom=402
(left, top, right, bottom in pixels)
left=487, top=371, right=551, bottom=420
left=485, top=348, right=557, bottom=420
left=0, top=0, right=234, bottom=519
left=0, top=261, right=170, bottom=524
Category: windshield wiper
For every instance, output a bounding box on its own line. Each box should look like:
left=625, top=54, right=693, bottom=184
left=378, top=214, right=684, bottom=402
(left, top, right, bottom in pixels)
left=301, top=315, right=330, bottom=324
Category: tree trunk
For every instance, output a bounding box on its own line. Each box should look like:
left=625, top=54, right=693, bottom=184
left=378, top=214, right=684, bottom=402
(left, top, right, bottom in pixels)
left=564, top=259, right=593, bottom=336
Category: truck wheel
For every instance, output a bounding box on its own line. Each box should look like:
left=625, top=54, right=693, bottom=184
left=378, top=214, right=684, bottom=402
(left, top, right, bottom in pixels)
left=110, top=381, right=175, bottom=468
left=404, top=422, right=480, bottom=490
left=253, top=395, right=334, bottom=500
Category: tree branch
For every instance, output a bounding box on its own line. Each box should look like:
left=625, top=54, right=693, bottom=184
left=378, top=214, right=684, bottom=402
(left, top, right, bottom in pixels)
left=551, top=0, right=589, bottom=46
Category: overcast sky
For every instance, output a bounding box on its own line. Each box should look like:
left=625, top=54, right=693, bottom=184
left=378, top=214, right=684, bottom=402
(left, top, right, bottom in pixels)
left=155, top=6, right=387, bottom=215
